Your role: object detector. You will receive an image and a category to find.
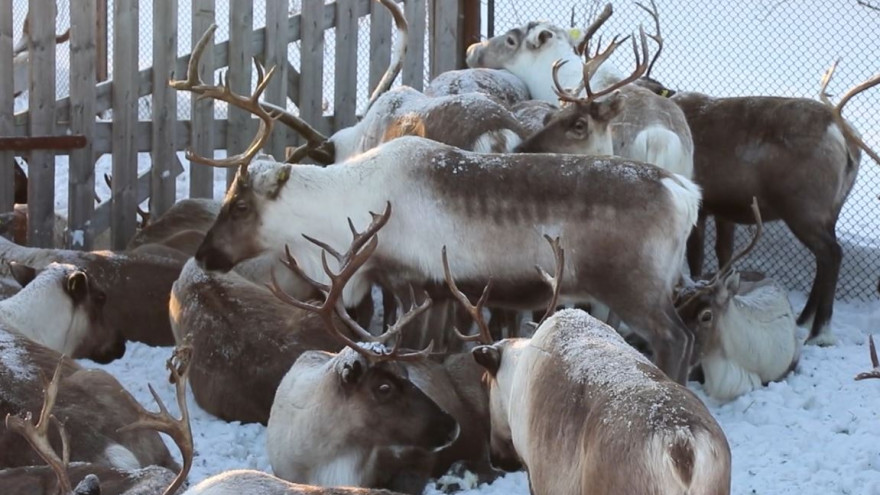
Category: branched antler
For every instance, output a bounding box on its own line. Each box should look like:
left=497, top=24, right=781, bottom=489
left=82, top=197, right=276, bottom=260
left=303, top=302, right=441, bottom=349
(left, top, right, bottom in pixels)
left=855, top=335, right=880, bottom=380
left=268, top=203, right=434, bottom=362
left=5, top=360, right=71, bottom=495
left=634, top=0, right=663, bottom=77
left=103, top=173, right=150, bottom=227
left=119, top=342, right=194, bottom=495
left=442, top=246, right=494, bottom=345
left=535, top=235, right=565, bottom=326
left=819, top=60, right=880, bottom=166
left=576, top=3, right=614, bottom=57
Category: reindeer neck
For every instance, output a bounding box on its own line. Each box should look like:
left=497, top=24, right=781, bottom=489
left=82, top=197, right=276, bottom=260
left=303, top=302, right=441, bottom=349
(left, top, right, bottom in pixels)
left=0, top=283, right=80, bottom=355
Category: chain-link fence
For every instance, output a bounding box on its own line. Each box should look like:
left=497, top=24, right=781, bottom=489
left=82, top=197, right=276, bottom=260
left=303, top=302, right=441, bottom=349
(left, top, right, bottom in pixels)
left=484, top=0, right=880, bottom=301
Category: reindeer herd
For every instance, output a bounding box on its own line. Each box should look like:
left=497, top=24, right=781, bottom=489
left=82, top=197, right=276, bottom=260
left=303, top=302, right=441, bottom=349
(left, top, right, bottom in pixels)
left=3, top=0, right=880, bottom=494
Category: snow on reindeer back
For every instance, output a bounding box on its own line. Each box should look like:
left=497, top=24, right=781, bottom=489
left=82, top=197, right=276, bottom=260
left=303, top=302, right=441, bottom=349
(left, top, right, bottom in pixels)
left=0, top=329, right=37, bottom=382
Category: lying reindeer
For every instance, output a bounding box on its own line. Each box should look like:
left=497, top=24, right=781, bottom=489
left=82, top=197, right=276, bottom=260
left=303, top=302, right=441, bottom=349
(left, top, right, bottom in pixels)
left=0, top=331, right=177, bottom=476
left=424, top=67, right=531, bottom=107
left=446, top=241, right=731, bottom=494
left=0, top=236, right=183, bottom=347
left=0, top=261, right=124, bottom=363
left=647, top=59, right=880, bottom=345
left=1, top=344, right=195, bottom=495
left=676, top=200, right=800, bottom=401
left=466, top=2, right=695, bottom=179
left=265, top=208, right=499, bottom=493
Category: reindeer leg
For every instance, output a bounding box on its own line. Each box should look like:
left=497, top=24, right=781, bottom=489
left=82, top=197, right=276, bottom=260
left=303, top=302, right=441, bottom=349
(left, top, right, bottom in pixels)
left=789, top=222, right=842, bottom=346
left=686, top=210, right=708, bottom=277
left=714, top=218, right=736, bottom=272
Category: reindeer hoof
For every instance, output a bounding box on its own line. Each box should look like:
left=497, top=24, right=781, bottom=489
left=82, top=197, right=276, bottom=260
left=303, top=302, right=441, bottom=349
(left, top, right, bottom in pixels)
left=434, top=462, right=480, bottom=493
left=805, top=332, right=837, bottom=347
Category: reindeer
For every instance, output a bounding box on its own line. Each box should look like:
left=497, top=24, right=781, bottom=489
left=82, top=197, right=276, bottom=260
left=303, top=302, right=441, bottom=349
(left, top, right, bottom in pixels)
left=652, top=61, right=880, bottom=345
left=0, top=331, right=177, bottom=477
left=1, top=343, right=195, bottom=495
left=0, top=261, right=124, bottom=363
left=466, top=2, right=695, bottom=179
left=0, top=236, right=183, bottom=347
left=183, top=470, right=406, bottom=494
left=675, top=200, right=800, bottom=401
left=447, top=241, right=731, bottom=494
left=424, top=67, right=531, bottom=107
left=264, top=212, right=460, bottom=494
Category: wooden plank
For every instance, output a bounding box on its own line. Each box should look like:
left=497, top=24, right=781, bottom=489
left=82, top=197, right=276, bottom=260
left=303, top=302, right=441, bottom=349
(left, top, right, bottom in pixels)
left=0, top=135, right=87, bottom=151
left=369, top=0, right=392, bottom=95
left=227, top=0, right=253, bottom=187
left=110, top=0, right=138, bottom=249
left=402, top=0, right=426, bottom=90
left=429, top=0, right=460, bottom=78
left=300, top=0, right=325, bottom=138
left=26, top=0, right=57, bottom=247
left=0, top=0, right=13, bottom=213
left=460, top=0, right=480, bottom=63
left=96, top=0, right=108, bottom=82
left=189, top=1, right=215, bottom=198
left=334, top=0, right=357, bottom=130
left=14, top=0, right=375, bottom=128
left=264, top=0, right=290, bottom=158
left=151, top=0, right=177, bottom=217
left=69, top=0, right=97, bottom=249
left=91, top=157, right=184, bottom=236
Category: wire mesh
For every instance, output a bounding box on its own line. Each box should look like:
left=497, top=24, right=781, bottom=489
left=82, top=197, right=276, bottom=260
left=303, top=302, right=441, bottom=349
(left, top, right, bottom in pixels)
left=484, top=0, right=880, bottom=302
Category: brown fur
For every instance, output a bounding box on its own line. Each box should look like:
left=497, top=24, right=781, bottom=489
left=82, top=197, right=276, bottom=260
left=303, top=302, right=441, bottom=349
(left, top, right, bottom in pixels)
left=424, top=68, right=531, bottom=107
left=0, top=330, right=177, bottom=472
left=0, top=464, right=177, bottom=495
left=0, top=236, right=183, bottom=346
left=126, top=198, right=220, bottom=251
left=673, top=92, right=859, bottom=342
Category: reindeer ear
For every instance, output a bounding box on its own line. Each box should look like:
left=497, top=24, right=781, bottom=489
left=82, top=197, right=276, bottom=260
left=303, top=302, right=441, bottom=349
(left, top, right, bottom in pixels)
left=724, top=271, right=741, bottom=295
left=266, top=164, right=292, bottom=200
left=341, top=359, right=364, bottom=385
left=537, top=29, right=554, bottom=46
left=8, top=262, right=37, bottom=287
left=590, top=91, right=624, bottom=123
left=66, top=271, right=89, bottom=303
left=472, top=345, right=501, bottom=376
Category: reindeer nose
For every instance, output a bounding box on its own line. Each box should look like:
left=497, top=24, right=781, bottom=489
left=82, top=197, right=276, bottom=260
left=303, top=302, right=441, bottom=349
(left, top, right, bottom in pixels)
left=465, top=43, right=482, bottom=68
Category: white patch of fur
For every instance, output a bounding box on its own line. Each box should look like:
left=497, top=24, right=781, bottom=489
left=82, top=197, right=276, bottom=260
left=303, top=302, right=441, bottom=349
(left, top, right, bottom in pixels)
left=826, top=122, right=860, bottom=212
left=702, top=279, right=800, bottom=401
left=309, top=451, right=365, bottom=487
left=102, top=443, right=142, bottom=471
left=472, top=129, right=522, bottom=153
left=630, top=125, right=694, bottom=179
left=805, top=322, right=837, bottom=346
left=659, top=176, right=702, bottom=286
left=0, top=263, right=89, bottom=356
left=684, top=429, right=731, bottom=494
left=501, top=29, right=584, bottom=103
left=0, top=329, right=36, bottom=381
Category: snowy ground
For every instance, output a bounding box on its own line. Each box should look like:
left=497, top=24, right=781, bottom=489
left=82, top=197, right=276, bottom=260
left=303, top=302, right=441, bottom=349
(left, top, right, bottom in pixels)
left=77, top=292, right=880, bottom=495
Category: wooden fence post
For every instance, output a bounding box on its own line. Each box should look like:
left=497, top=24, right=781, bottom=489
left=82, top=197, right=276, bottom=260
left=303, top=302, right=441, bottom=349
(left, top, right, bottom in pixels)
left=96, top=0, right=108, bottom=82
left=334, top=0, right=358, bottom=130
left=402, top=0, right=426, bottom=91
left=301, top=0, right=326, bottom=137
left=27, top=0, right=57, bottom=247
left=151, top=0, right=178, bottom=217
left=264, top=0, right=289, bottom=159
left=190, top=0, right=215, bottom=198
left=226, top=0, right=253, bottom=187
left=68, top=0, right=98, bottom=249
left=0, top=0, right=13, bottom=214
left=369, top=0, right=391, bottom=97
left=429, top=0, right=461, bottom=78
left=110, top=0, right=138, bottom=249
left=460, top=0, right=481, bottom=63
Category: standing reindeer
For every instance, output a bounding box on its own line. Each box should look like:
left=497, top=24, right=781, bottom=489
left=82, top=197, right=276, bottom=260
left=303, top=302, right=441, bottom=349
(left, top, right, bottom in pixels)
left=445, top=244, right=731, bottom=495
left=676, top=200, right=800, bottom=401
left=466, top=2, right=695, bottom=179
left=653, top=61, right=880, bottom=345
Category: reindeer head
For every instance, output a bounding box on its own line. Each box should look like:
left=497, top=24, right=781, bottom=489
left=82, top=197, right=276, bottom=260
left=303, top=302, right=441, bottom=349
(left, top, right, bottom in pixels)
left=4, top=262, right=124, bottom=364
left=466, top=22, right=575, bottom=73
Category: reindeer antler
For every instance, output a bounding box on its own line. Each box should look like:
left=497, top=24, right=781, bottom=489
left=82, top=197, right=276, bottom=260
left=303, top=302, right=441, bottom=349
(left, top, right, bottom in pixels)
left=676, top=197, right=763, bottom=310
left=634, top=0, right=663, bottom=77
left=103, top=173, right=150, bottom=227
left=441, top=246, right=494, bottom=345
left=535, top=234, right=565, bottom=326
left=819, top=60, right=880, bottom=166
left=5, top=360, right=72, bottom=495
left=856, top=335, right=880, bottom=380
left=119, top=342, right=194, bottom=495
left=576, top=3, right=614, bottom=57
left=268, top=202, right=434, bottom=362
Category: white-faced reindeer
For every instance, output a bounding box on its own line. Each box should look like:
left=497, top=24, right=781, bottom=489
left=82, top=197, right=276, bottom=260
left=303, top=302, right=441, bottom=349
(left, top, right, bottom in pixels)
left=676, top=201, right=800, bottom=402
left=2, top=343, right=195, bottom=495
left=0, top=236, right=184, bottom=348
left=466, top=2, right=695, bottom=179
left=447, top=244, right=731, bottom=494
left=0, top=331, right=178, bottom=479
left=0, top=261, right=124, bottom=363
left=653, top=61, right=880, bottom=345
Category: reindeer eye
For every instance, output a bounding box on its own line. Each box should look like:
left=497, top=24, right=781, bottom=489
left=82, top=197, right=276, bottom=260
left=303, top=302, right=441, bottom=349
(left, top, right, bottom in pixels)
left=233, top=200, right=249, bottom=213
left=698, top=309, right=713, bottom=324
left=376, top=382, right=394, bottom=398
left=573, top=120, right=586, bottom=132
left=506, top=36, right=516, bottom=47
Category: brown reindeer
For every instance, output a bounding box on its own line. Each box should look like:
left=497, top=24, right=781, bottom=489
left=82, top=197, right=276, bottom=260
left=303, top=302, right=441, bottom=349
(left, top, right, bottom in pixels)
left=424, top=67, right=532, bottom=107
left=450, top=239, right=731, bottom=495
left=0, top=331, right=177, bottom=476
left=662, top=62, right=880, bottom=345
left=0, top=236, right=182, bottom=347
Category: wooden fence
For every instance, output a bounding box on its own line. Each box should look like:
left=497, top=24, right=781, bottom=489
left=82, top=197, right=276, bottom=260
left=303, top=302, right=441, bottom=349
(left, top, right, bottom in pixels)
left=1, top=0, right=479, bottom=250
